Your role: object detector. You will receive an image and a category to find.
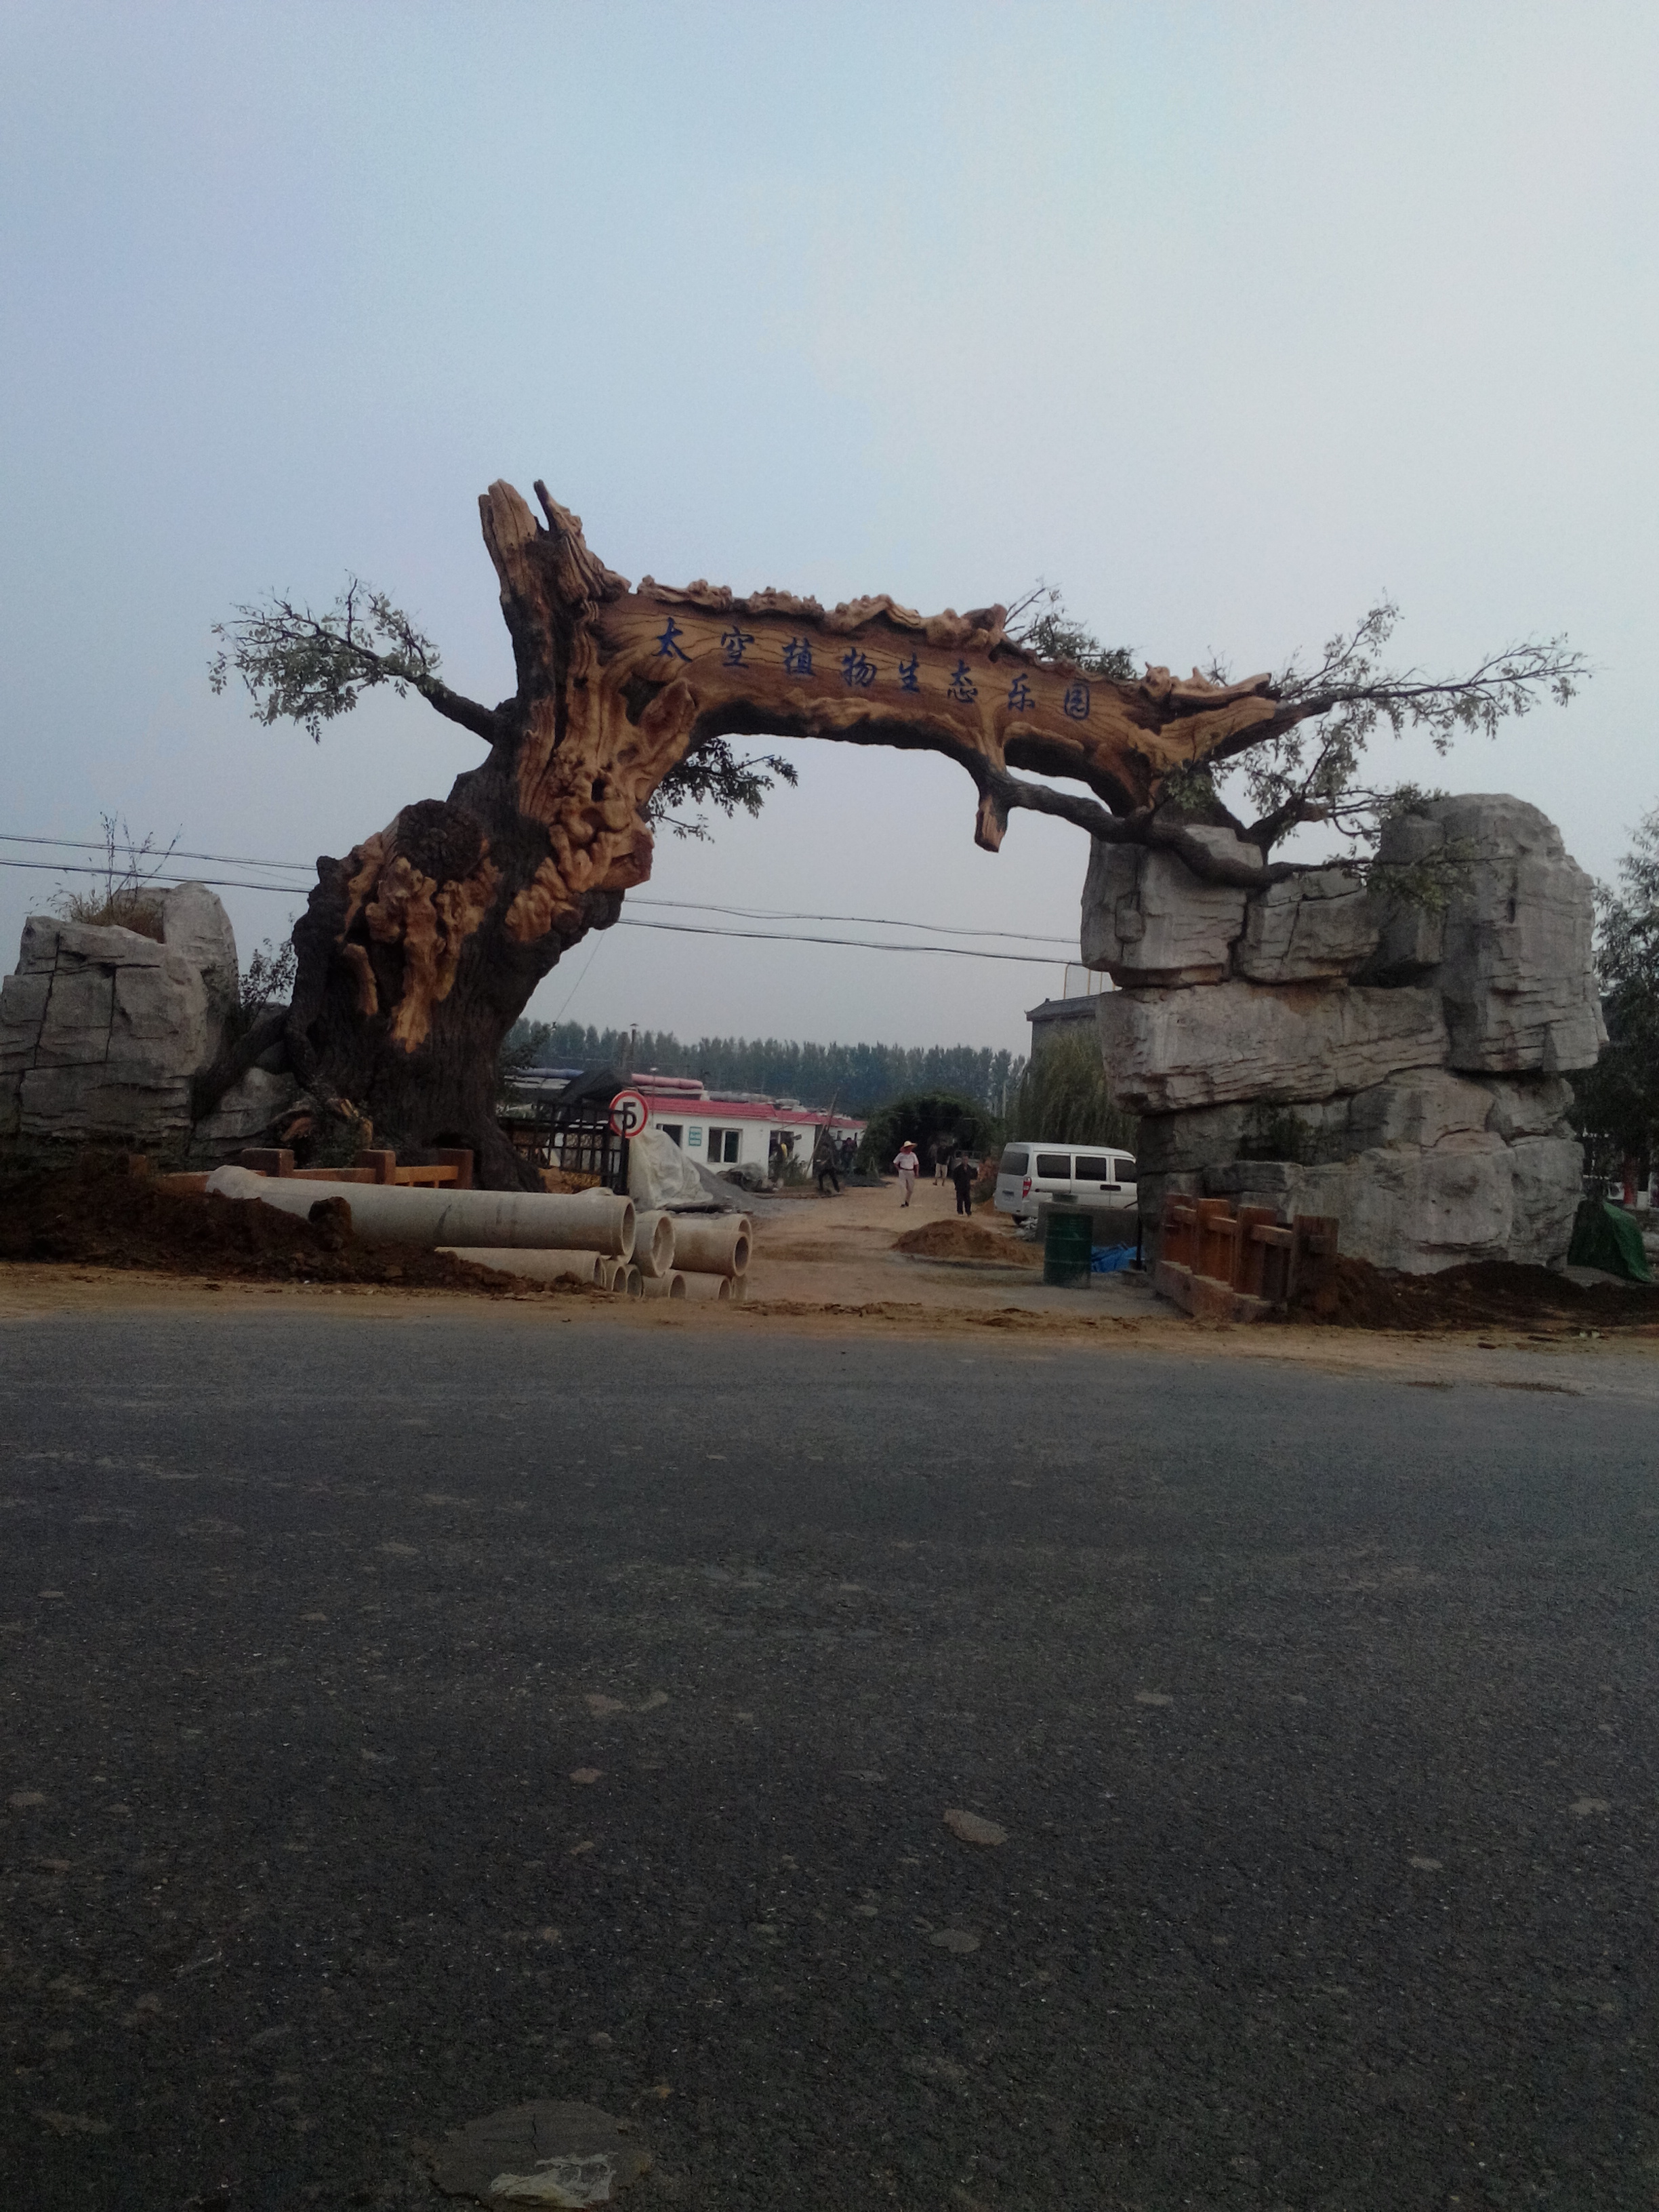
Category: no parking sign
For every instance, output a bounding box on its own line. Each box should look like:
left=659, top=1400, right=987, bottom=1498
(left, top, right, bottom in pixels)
left=609, top=1088, right=649, bottom=1139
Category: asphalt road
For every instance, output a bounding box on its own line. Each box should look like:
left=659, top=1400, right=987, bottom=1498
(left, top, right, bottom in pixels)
left=2, top=1307, right=1656, bottom=2212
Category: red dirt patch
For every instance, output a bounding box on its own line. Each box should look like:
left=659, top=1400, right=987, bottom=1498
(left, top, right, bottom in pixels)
left=0, top=1160, right=585, bottom=1296
left=1292, top=1254, right=1659, bottom=1333
left=891, top=1218, right=1040, bottom=1265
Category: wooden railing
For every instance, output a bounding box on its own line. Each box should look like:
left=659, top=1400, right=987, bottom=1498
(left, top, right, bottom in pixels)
left=235, top=1147, right=474, bottom=1188
left=1158, top=1193, right=1337, bottom=1315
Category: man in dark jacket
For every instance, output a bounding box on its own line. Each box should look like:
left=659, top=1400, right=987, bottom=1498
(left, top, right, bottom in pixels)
left=949, top=1152, right=976, bottom=1216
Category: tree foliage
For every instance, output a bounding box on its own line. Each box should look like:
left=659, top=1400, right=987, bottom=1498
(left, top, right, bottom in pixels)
left=1173, top=599, right=1588, bottom=874
left=210, top=580, right=799, bottom=835
left=1009, top=1027, right=1136, bottom=1150
left=855, top=1090, right=1002, bottom=1172
left=1008, top=582, right=1137, bottom=682
left=506, top=1019, right=1024, bottom=1119
left=1571, top=804, right=1659, bottom=1177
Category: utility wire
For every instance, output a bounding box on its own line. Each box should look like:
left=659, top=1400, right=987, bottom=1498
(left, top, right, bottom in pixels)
left=0, top=855, right=1071, bottom=966
left=0, top=832, right=1075, bottom=945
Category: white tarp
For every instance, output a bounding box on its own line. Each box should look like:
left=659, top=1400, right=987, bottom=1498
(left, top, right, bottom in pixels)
left=626, top=1126, right=716, bottom=1211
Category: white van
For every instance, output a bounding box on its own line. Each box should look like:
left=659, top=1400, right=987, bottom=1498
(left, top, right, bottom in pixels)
left=994, top=1141, right=1138, bottom=1224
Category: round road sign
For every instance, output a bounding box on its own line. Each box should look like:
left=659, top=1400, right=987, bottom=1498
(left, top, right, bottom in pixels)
left=609, top=1088, right=649, bottom=1139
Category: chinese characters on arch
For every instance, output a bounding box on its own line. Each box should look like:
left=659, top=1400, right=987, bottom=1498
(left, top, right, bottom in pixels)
left=649, top=619, right=1094, bottom=719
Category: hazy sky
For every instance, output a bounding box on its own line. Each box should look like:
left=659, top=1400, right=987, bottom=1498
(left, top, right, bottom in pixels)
left=3, top=2, right=1654, bottom=1057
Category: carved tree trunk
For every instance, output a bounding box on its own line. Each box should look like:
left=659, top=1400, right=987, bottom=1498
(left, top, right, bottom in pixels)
left=281, top=480, right=1283, bottom=1188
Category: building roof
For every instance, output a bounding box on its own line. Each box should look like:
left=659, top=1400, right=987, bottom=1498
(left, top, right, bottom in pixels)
left=644, top=1093, right=863, bottom=1133
left=1025, top=994, right=1107, bottom=1021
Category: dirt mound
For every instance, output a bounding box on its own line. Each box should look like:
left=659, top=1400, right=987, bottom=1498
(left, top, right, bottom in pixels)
left=1293, top=1254, right=1659, bottom=1332
left=893, top=1218, right=1040, bottom=1265
left=0, top=1160, right=582, bottom=1296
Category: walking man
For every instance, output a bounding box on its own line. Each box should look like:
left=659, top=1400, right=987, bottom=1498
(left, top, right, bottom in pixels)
left=813, top=1126, right=841, bottom=1195
left=949, top=1151, right=976, bottom=1216
left=894, top=1139, right=921, bottom=1206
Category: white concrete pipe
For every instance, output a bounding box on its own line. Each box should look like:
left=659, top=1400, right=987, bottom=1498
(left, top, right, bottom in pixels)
left=641, top=1270, right=687, bottom=1300
left=632, top=1210, right=676, bottom=1279
left=621, top=1265, right=644, bottom=1299
left=204, top=1166, right=634, bottom=1258
left=680, top=1271, right=732, bottom=1302
left=670, top=1215, right=751, bottom=1277
left=438, top=1248, right=605, bottom=1285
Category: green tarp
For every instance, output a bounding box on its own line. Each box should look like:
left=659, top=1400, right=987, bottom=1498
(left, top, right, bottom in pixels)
left=1567, top=1198, right=1653, bottom=1282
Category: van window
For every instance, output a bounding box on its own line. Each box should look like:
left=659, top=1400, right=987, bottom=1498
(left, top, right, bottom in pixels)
left=998, top=1148, right=1029, bottom=1177
left=1114, top=1158, right=1139, bottom=1183
left=1073, top=1153, right=1115, bottom=1181
left=1033, top=1153, right=1071, bottom=1179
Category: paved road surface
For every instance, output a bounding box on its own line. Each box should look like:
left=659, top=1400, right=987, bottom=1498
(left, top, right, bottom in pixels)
left=2, top=1307, right=1655, bottom=2211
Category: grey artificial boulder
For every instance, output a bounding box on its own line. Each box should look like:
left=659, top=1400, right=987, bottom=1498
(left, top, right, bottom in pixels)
left=1343, top=1066, right=1498, bottom=1153
left=0, top=897, right=244, bottom=1149
left=162, top=882, right=240, bottom=1055
left=1099, top=979, right=1448, bottom=1115
left=1234, top=867, right=1380, bottom=983
left=1080, top=838, right=1248, bottom=986
left=188, top=1065, right=300, bottom=1163
left=1474, top=1073, right=1576, bottom=1141
left=1430, top=796, right=1604, bottom=1073
left=1206, top=1130, right=1582, bottom=1272
left=1368, top=796, right=1605, bottom=1071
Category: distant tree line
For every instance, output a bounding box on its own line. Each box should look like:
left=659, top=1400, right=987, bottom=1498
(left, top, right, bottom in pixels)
left=504, top=1019, right=1026, bottom=1117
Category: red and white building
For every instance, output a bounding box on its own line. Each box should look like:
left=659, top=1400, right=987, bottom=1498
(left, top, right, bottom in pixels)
left=630, top=1073, right=863, bottom=1174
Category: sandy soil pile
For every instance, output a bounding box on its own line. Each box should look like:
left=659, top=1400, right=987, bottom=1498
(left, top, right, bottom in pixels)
left=1293, top=1254, right=1659, bottom=1332
left=891, top=1217, right=1041, bottom=1264
left=0, top=1160, right=577, bottom=1296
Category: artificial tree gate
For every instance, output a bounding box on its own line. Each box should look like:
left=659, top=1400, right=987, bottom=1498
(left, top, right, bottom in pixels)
left=265, top=479, right=1320, bottom=1186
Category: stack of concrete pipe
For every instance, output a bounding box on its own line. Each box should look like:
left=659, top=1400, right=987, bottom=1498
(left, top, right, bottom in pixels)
left=201, top=1167, right=749, bottom=1300
left=203, top=1165, right=635, bottom=1255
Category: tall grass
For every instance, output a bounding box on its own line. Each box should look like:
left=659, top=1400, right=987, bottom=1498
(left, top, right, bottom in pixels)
left=1009, top=1029, right=1136, bottom=1149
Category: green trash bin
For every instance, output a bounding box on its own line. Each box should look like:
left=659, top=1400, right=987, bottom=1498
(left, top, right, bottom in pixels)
left=1043, top=1206, right=1093, bottom=1288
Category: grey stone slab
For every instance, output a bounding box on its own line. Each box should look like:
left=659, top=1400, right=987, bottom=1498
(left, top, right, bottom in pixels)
left=1080, top=840, right=1248, bottom=986
left=1235, top=867, right=1380, bottom=983
left=18, top=1065, right=193, bottom=1143
left=1475, top=1073, right=1576, bottom=1141
left=1345, top=1067, right=1496, bottom=1153
left=0, top=971, right=52, bottom=1071
left=188, top=1067, right=299, bottom=1162
left=163, top=883, right=239, bottom=1047
left=1099, top=980, right=1448, bottom=1114
left=28, top=966, right=115, bottom=1065
left=1205, top=1130, right=1581, bottom=1272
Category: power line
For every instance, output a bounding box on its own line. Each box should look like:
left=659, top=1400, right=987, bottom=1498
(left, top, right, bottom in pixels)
left=0, top=832, right=1074, bottom=945
left=0, top=857, right=307, bottom=894
left=613, top=918, right=1063, bottom=965
left=0, top=855, right=1072, bottom=967
left=0, top=833, right=314, bottom=874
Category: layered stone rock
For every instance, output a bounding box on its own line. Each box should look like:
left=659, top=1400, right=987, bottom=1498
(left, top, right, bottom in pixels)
left=1080, top=840, right=1247, bottom=986
left=0, top=886, right=263, bottom=1153
left=1411, top=796, right=1605, bottom=1073
left=1098, top=981, right=1447, bottom=1114
left=1234, top=867, right=1380, bottom=983
left=189, top=1065, right=300, bottom=1161
left=1082, top=794, right=1601, bottom=1273
left=161, top=882, right=240, bottom=1057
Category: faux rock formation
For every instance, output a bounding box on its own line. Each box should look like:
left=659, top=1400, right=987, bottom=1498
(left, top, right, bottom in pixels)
left=0, top=884, right=296, bottom=1156
left=1080, top=838, right=1250, bottom=986
left=1083, top=794, right=1604, bottom=1273
left=1100, top=981, right=1448, bottom=1114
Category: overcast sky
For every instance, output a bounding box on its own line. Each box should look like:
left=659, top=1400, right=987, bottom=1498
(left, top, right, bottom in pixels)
left=3, top=2, right=1654, bottom=1057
